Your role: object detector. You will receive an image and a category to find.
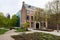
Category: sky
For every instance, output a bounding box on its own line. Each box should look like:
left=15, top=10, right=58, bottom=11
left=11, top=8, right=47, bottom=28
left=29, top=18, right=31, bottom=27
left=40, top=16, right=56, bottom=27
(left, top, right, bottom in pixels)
left=0, top=0, right=52, bottom=16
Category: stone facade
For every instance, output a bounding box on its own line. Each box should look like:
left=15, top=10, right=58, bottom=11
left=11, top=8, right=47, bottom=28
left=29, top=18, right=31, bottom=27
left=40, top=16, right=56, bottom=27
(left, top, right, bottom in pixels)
left=21, top=2, right=27, bottom=25
left=21, top=2, right=46, bottom=29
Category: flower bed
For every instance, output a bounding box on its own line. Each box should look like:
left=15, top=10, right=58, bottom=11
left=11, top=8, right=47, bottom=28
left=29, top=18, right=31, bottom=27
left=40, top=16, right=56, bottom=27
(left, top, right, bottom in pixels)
left=12, top=32, right=60, bottom=40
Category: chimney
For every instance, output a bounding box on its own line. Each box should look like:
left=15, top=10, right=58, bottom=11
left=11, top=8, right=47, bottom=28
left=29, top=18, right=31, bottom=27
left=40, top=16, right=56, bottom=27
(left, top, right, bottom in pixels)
left=23, top=1, right=25, bottom=4
left=22, top=1, right=25, bottom=8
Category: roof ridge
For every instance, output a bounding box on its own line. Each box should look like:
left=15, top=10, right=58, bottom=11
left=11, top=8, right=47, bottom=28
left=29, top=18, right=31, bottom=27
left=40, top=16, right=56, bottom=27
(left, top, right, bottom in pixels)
left=24, top=4, right=41, bottom=9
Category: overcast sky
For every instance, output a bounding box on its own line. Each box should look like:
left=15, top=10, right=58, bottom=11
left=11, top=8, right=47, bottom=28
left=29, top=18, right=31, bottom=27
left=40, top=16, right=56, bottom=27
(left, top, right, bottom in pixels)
left=0, top=0, right=52, bottom=16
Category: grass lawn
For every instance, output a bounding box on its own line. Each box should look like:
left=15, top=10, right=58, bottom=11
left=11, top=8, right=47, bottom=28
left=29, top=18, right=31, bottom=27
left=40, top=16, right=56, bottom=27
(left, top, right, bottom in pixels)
left=0, top=29, right=8, bottom=35
left=16, top=28, right=27, bottom=32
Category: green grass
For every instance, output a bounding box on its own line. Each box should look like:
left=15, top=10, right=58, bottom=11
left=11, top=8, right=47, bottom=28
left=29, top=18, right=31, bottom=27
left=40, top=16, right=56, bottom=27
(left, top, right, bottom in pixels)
left=0, top=29, right=8, bottom=35
left=16, top=28, right=27, bottom=32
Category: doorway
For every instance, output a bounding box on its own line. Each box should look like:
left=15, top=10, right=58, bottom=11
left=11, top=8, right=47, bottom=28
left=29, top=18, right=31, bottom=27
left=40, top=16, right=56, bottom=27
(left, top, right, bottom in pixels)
left=36, top=23, right=39, bottom=29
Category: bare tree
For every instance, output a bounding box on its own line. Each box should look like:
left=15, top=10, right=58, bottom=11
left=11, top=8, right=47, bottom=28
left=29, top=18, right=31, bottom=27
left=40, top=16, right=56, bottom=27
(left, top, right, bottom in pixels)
left=46, top=0, right=60, bottom=32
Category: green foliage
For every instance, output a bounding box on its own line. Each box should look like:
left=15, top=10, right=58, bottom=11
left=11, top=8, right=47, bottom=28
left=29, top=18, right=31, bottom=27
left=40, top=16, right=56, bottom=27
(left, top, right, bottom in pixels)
left=0, top=12, right=18, bottom=29
left=12, top=32, right=60, bottom=40
left=0, top=12, right=6, bottom=27
left=16, top=28, right=27, bottom=32
left=24, top=22, right=30, bottom=28
left=0, top=12, right=4, bottom=16
left=5, top=15, right=18, bottom=28
left=11, top=15, right=18, bottom=27
left=0, top=29, right=8, bottom=35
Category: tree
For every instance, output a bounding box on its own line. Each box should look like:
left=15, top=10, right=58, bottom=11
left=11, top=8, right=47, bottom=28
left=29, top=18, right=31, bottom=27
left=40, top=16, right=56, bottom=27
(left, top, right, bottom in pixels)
left=0, top=12, right=6, bottom=27
left=46, top=0, right=60, bottom=32
left=5, top=14, right=18, bottom=29
left=0, top=12, right=18, bottom=29
left=11, top=15, right=18, bottom=27
left=5, top=19, right=11, bottom=28
left=0, top=12, right=4, bottom=16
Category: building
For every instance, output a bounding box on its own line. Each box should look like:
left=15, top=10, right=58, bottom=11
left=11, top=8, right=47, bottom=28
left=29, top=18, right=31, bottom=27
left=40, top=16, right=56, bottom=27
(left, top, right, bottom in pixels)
left=16, top=10, right=21, bottom=27
left=21, top=2, right=46, bottom=29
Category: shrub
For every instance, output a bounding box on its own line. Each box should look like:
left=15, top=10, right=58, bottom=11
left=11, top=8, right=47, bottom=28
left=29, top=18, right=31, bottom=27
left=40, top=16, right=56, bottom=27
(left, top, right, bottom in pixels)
left=16, top=28, right=27, bottom=32
left=23, top=22, right=30, bottom=31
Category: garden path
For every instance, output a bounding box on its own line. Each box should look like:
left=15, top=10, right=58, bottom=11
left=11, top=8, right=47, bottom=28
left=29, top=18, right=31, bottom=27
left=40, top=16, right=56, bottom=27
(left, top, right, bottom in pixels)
left=0, top=29, right=19, bottom=40
left=0, top=29, right=60, bottom=40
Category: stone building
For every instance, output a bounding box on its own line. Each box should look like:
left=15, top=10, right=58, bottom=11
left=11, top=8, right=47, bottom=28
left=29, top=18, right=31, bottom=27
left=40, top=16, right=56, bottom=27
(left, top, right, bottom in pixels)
left=21, top=2, right=46, bottom=29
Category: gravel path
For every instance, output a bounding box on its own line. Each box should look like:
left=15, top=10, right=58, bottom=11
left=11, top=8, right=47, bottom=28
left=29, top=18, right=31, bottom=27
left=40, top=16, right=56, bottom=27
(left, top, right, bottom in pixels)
left=31, top=30, right=60, bottom=36
left=0, top=29, right=60, bottom=40
left=0, top=29, right=19, bottom=40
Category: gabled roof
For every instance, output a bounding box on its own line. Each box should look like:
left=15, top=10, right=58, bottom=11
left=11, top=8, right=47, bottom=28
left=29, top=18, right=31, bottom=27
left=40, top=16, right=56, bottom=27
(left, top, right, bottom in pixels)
left=24, top=4, right=36, bottom=10
left=22, top=2, right=42, bottom=11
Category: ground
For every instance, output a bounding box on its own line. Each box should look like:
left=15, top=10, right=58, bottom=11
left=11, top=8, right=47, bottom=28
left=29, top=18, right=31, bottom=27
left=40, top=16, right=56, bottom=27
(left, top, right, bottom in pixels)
left=0, top=29, right=19, bottom=40
left=0, top=29, right=60, bottom=40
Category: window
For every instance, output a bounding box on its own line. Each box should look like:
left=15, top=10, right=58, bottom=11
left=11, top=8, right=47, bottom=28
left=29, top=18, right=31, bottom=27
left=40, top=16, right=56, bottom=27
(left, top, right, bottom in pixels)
left=28, top=5, right=31, bottom=8
left=31, top=16, right=33, bottom=20
left=31, top=22, right=34, bottom=27
left=26, top=15, right=29, bottom=20
left=30, top=11, right=33, bottom=14
left=27, top=10, right=30, bottom=14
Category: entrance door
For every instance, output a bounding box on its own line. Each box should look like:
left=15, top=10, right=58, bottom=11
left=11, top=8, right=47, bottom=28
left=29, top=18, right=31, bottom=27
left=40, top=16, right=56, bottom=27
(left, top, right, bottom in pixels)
left=36, top=23, right=39, bottom=29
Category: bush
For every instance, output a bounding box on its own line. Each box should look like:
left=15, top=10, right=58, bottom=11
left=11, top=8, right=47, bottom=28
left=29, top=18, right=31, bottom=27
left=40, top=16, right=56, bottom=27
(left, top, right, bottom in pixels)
left=16, top=28, right=27, bottom=32
left=23, top=22, right=30, bottom=31
left=12, top=32, right=60, bottom=40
